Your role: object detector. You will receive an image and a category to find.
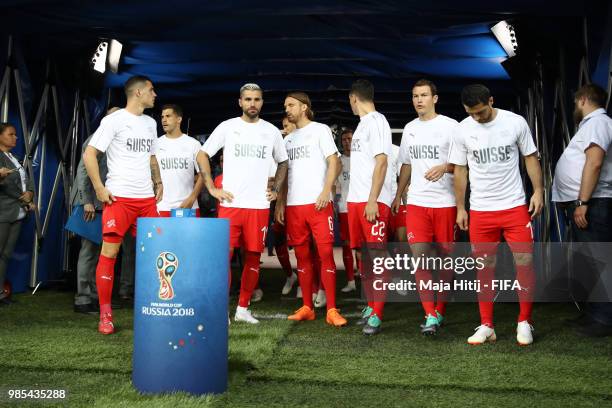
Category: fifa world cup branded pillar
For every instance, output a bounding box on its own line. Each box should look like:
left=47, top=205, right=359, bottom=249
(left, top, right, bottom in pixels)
left=133, top=217, right=229, bottom=395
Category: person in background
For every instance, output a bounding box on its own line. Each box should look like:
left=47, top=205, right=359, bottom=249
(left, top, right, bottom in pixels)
left=552, top=83, right=612, bottom=337
left=0, top=122, right=35, bottom=305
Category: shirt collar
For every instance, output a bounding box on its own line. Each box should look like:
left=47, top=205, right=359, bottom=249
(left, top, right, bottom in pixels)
left=579, top=108, right=607, bottom=128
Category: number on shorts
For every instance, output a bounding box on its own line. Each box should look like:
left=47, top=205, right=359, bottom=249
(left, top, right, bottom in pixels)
left=371, top=221, right=386, bottom=238
left=261, top=226, right=268, bottom=245
left=328, top=216, right=334, bottom=235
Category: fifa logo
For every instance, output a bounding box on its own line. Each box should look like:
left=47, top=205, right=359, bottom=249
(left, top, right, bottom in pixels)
left=156, top=251, right=178, bottom=300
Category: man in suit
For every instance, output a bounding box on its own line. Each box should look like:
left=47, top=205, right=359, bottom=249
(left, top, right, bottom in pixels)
left=0, top=122, right=35, bottom=305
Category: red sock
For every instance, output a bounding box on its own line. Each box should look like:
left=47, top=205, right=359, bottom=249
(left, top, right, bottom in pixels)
left=435, top=267, right=454, bottom=317
left=311, top=244, right=321, bottom=291
left=516, top=263, right=535, bottom=322
left=415, top=268, right=436, bottom=316
left=294, top=244, right=314, bottom=308
left=477, top=266, right=495, bottom=327
left=275, top=243, right=293, bottom=277
left=342, top=244, right=355, bottom=281
left=238, top=251, right=261, bottom=307
left=317, top=243, right=337, bottom=310
left=96, top=254, right=117, bottom=316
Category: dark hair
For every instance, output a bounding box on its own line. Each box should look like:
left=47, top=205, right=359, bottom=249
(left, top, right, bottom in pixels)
left=575, top=83, right=607, bottom=108
left=161, top=104, right=183, bottom=117
left=0, top=122, right=16, bottom=134
left=413, top=79, right=438, bottom=96
left=286, top=91, right=314, bottom=120
left=350, top=79, right=374, bottom=102
left=340, top=128, right=353, bottom=136
left=461, top=84, right=491, bottom=107
left=124, top=75, right=152, bottom=97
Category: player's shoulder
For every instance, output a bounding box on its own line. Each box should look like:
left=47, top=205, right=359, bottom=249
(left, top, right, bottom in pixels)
left=258, top=118, right=282, bottom=134
left=497, top=108, right=527, bottom=125
left=142, top=113, right=157, bottom=125
left=99, top=108, right=126, bottom=126
left=436, top=114, right=459, bottom=126
left=182, top=134, right=202, bottom=147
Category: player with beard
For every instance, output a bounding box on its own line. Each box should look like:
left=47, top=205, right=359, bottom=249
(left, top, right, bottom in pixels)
left=153, top=104, right=204, bottom=217
left=196, top=83, right=288, bottom=324
left=83, top=75, right=162, bottom=334
left=450, top=84, right=543, bottom=345
left=275, top=92, right=346, bottom=326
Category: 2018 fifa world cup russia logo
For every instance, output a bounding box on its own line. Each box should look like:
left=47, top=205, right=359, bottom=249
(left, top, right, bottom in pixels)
left=156, top=251, right=178, bottom=300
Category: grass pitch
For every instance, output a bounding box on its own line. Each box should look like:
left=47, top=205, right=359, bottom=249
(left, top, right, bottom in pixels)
left=0, top=268, right=611, bottom=407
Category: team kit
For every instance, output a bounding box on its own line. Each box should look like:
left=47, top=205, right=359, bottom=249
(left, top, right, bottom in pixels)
left=83, top=75, right=544, bottom=346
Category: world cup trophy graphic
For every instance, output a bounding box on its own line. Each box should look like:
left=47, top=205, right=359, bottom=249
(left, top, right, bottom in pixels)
left=156, top=251, right=179, bottom=300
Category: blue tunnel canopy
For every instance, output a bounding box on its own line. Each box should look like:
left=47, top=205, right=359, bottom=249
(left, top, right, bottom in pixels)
left=1, top=0, right=609, bottom=132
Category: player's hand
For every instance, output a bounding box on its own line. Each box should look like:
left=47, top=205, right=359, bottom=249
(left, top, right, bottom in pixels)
left=26, top=202, right=36, bottom=212
left=391, top=197, right=401, bottom=215
left=95, top=185, right=115, bottom=205
left=179, top=194, right=196, bottom=209
left=364, top=200, right=379, bottom=223
left=83, top=203, right=96, bottom=222
left=573, top=205, right=588, bottom=229
left=275, top=202, right=285, bottom=225
left=211, top=187, right=234, bottom=203
left=266, top=188, right=278, bottom=202
left=154, top=183, right=164, bottom=203
left=19, top=191, right=33, bottom=204
left=456, top=208, right=469, bottom=231
left=315, top=189, right=331, bottom=210
left=424, top=164, right=446, bottom=182
left=528, top=189, right=544, bottom=219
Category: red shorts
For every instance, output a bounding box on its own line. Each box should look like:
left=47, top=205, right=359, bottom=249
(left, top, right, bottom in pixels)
left=158, top=209, right=201, bottom=217
left=102, top=196, right=159, bottom=243
left=347, top=202, right=391, bottom=249
left=469, top=205, right=533, bottom=255
left=338, top=212, right=350, bottom=242
left=406, top=205, right=457, bottom=252
left=218, top=207, right=270, bottom=253
left=285, top=204, right=334, bottom=246
left=389, top=204, right=408, bottom=233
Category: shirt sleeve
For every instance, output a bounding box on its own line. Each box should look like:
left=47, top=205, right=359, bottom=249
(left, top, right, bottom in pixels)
left=192, top=139, right=202, bottom=172
left=202, top=122, right=227, bottom=157
left=151, top=136, right=160, bottom=156
left=398, top=125, right=411, bottom=164
left=88, top=116, right=115, bottom=153
left=517, top=116, right=538, bottom=156
left=368, top=116, right=388, bottom=157
left=583, top=118, right=612, bottom=152
left=448, top=125, right=468, bottom=166
left=319, top=125, right=339, bottom=158
left=272, top=129, right=289, bottom=163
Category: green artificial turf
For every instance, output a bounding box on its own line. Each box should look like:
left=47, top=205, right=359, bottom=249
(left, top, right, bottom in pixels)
left=0, top=269, right=611, bottom=407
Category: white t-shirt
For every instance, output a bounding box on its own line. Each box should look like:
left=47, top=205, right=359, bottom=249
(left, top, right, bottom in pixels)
left=552, top=108, right=612, bottom=201
left=399, top=115, right=457, bottom=208
left=336, top=155, right=350, bottom=213
left=88, top=109, right=157, bottom=198
left=449, top=109, right=537, bottom=211
left=152, top=134, right=201, bottom=211
left=347, top=111, right=393, bottom=206
left=202, top=117, right=288, bottom=209
left=285, top=121, right=339, bottom=206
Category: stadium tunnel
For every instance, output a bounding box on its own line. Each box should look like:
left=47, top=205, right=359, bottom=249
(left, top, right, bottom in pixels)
left=0, top=1, right=611, bottom=293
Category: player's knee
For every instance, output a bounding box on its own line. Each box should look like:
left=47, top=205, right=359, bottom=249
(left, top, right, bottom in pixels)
left=513, top=252, right=533, bottom=266
left=100, top=241, right=121, bottom=258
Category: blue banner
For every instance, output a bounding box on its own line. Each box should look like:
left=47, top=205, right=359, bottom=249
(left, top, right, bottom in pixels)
left=133, top=217, right=229, bottom=395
